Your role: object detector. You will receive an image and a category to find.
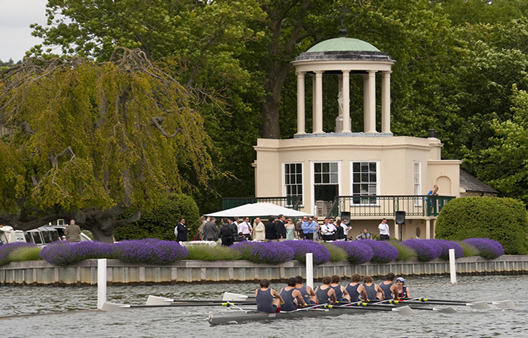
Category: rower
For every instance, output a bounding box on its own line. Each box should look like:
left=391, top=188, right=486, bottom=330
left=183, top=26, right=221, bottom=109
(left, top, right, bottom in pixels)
left=395, top=277, right=410, bottom=299
left=255, top=279, right=283, bottom=313
left=315, top=276, right=338, bottom=304
left=279, top=277, right=307, bottom=311
left=295, top=275, right=317, bottom=305
left=362, top=275, right=385, bottom=301
left=330, top=275, right=350, bottom=302
left=379, top=272, right=399, bottom=300
left=345, top=273, right=368, bottom=302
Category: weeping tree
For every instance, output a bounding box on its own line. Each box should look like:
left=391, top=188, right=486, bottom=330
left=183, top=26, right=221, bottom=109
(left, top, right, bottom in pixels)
left=0, top=48, right=214, bottom=242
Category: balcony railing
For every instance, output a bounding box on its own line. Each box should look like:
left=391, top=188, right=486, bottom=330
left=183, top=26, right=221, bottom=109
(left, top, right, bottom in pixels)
left=329, top=195, right=455, bottom=218
left=222, top=196, right=302, bottom=211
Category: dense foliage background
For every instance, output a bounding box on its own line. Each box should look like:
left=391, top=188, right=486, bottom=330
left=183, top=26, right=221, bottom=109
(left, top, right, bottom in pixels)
left=4, top=0, right=528, bottom=239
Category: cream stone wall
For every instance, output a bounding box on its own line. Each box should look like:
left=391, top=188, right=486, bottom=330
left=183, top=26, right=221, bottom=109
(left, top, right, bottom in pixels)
left=254, top=135, right=460, bottom=216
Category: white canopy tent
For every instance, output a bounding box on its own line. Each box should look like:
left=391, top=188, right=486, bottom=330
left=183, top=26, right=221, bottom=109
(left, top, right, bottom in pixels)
left=205, top=203, right=312, bottom=218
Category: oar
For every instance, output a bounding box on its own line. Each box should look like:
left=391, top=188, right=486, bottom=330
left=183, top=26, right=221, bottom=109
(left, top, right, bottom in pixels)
left=325, top=304, right=415, bottom=316
left=146, top=295, right=256, bottom=306
left=389, top=299, right=490, bottom=310
left=350, top=301, right=457, bottom=314
left=101, top=301, right=253, bottom=312
left=412, top=298, right=515, bottom=309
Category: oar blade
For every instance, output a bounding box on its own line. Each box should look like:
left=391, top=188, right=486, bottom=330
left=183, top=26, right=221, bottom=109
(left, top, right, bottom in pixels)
left=433, top=307, right=457, bottom=314
left=100, top=302, right=131, bottom=312
left=393, top=305, right=414, bottom=316
left=492, top=300, right=515, bottom=309
left=222, top=292, right=249, bottom=302
left=467, top=301, right=491, bottom=310
left=146, top=295, right=173, bottom=306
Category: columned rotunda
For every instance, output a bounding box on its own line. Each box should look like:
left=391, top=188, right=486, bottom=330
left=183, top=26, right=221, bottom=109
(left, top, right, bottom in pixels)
left=252, top=34, right=461, bottom=240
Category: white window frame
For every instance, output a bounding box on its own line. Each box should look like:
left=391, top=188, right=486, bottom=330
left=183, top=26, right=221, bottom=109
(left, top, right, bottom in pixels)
left=282, top=162, right=304, bottom=207
left=349, top=161, right=381, bottom=206
left=414, top=161, right=422, bottom=206
left=310, top=161, right=342, bottom=215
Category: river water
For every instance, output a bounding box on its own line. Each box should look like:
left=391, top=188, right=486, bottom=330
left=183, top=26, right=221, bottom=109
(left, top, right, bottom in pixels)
left=1, top=275, right=527, bottom=337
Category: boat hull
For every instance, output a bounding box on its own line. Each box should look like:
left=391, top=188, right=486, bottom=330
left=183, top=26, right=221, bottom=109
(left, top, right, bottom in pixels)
left=208, top=307, right=371, bottom=325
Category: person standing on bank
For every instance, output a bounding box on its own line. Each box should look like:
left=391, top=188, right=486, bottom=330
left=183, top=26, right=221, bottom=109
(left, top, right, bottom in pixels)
left=253, top=217, right=265, bottom=241
left=220, top=218, right=235, bottom=246
left=65, top=219, right=82, bottom=242
left=276, top=214, right=286, bottom=240
left=301, top=216, right=315, bottom=240
left=175, top=218, right=190, bottom=242
left=378, top=218, right=390, bottom=241
left=239, top=217, right=252, bottom=240
left=203, top=217, right=218, bottom=241
left=265, top=217, right=278, bottom=242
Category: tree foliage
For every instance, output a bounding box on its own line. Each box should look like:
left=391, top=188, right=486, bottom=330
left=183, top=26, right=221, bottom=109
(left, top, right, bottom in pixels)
left=0, top=49, right=213, bottom=242
left=436, top=197, right=528, bottom=255
left=114, top=194, right=200, bottom=241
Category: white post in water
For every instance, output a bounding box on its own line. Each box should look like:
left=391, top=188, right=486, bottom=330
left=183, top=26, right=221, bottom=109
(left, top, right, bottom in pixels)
left=306, top=253, right=314, bottom=289
left=98, top=258, right=107, bottom=309
left=449, top=249, right=457, bottom=285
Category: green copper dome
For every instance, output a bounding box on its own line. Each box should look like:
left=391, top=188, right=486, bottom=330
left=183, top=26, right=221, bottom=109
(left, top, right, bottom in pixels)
left=307, top=37, right=380, bottom=53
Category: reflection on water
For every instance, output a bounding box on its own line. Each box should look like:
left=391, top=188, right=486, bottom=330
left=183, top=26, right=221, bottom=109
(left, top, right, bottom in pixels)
left=2, top=275, right=528, bottom=337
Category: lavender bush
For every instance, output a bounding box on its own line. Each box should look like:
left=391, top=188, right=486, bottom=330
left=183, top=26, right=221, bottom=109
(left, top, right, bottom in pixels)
left=330, top=241, right=374, bottom=264
left=40, top=241, right=114, bottom=266
left=402, top=239, right=442, bottom=262
left=360, top=240, right=399, bottom=263
left=463, top=238, right=505, bottom=259
left=113, top=239, right=189, bottom=264
left=0, top=242, right=37, bottom=266
left=232, top=241, right=294, bottom=265
left=429, top=239, right=464, bottom=259
left=282, top=240, right=330, bottom=265
left=388, top=240, right=417, bottom=261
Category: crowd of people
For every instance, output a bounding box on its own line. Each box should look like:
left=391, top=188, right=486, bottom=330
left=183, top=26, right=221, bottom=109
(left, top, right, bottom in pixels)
left=175, top=215, right=395, bottom=244
left=256, top=272, right=411, bottom=313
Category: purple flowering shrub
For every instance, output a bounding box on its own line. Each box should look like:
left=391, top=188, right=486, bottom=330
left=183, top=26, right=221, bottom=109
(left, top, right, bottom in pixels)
left=232, top=241, right=294, bottom=265
left=429, top=239, right=464, bottom=259
left=330, top=241, right=374, bottom=264
left=360, top=240, right=399, bottom=263
left=0, top=242, right=37, bottom=266
left=40, top=241, right=114, bottom=266
left=402, top=239, right=442, bottom=262
left=463, top=238, right=505, bottom=259
left=113, top=239, right=189, bottom=264
left=282, top=240, right=330, bottom=265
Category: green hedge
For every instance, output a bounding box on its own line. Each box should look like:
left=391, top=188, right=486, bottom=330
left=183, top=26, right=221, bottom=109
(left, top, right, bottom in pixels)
left=436, top=197, right=528, bottom=254
left=115, top=194, right=201, bottom=241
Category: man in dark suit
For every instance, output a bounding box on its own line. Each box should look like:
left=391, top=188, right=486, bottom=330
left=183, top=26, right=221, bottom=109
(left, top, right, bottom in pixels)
left=265, top=217, right=278, bottom=242
left=175, top=218, right=190, bottom=242
left=275, top=214, right=286, bottom=240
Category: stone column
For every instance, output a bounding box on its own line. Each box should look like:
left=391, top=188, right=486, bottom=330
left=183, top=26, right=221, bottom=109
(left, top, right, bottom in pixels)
left=296, top=71, right=305, bottom=135
left=381, top=71, right=392, bottom=134
left=426, top=219, right=431, bottom=239
left=312, top=75, right=316, bottom=133
left=367, top=70, right=376, bottom=133
left=363, top=74, right=369, bottom=133
left=342, top=70, right=351, bottom=133
left=314, top=71, right=324, bottom=134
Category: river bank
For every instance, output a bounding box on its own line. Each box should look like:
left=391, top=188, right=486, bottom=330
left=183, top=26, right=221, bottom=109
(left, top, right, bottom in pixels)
left=1, top=255, right=527, bottom=286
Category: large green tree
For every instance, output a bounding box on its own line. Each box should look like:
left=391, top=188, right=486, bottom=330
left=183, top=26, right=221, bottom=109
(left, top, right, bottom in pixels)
left=0, top=49, right=214, bottom=242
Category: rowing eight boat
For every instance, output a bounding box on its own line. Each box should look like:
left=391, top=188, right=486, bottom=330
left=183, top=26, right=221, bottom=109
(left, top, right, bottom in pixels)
left=207, top=305, right=414, bottom=326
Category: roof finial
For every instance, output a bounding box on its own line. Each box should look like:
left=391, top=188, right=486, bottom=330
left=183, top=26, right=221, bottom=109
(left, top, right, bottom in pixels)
left=338, top=5, right=349, bottom=38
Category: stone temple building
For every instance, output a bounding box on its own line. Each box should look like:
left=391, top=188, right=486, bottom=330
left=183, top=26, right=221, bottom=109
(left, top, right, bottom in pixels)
left=251, top=34, right=461, bottom=240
